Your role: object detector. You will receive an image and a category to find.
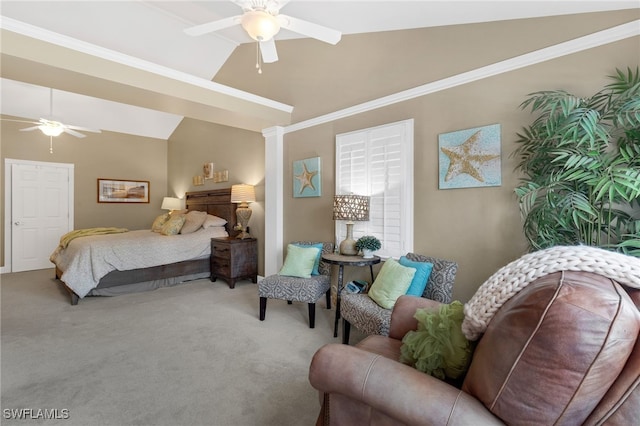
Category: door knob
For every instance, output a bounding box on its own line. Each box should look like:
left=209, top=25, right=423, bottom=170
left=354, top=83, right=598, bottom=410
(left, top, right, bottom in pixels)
left=14, top=221, right=21, bottom=225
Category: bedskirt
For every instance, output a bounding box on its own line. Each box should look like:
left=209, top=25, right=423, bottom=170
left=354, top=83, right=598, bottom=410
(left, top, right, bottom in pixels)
left=56, top=256, right=211, bottom=305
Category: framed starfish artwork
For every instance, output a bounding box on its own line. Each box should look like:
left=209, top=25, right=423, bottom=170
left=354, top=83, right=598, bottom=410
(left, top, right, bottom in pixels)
left=438, top=124, right=501, bottom=189
left=293, top=157, right=322, bottom=197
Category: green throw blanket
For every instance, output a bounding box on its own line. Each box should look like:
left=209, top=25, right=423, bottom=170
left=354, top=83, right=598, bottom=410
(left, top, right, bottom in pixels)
left=58, top=227, right=128, bottom=249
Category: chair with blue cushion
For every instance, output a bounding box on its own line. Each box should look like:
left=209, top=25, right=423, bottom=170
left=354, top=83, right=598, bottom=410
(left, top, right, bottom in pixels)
left=259, top=241, right=334, bottom=328
left=340, top=252, right=457, bottom=344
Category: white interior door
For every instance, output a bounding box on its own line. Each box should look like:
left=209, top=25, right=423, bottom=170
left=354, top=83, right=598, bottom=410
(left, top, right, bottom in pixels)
left=11, top=162, right=73, bottom=272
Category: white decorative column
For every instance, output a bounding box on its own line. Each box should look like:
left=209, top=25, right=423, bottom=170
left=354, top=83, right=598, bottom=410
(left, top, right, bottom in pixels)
left=263, top=126, right=285, bottom=276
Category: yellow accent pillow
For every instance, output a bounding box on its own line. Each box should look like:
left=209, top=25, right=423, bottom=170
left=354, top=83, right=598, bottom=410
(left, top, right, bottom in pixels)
left=160, top=214, right=186, bottom=236
left=151, top=213, right=171, bottom=232
left=368, top=258, right=416, bottom=309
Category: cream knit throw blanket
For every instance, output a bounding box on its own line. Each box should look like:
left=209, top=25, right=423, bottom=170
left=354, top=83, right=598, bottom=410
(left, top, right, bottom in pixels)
left=462, top=245, right=640, bottom=341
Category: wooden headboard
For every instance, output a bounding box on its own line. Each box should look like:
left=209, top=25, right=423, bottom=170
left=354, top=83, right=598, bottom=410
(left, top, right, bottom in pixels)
left=185, top=188, right=238, bottom=237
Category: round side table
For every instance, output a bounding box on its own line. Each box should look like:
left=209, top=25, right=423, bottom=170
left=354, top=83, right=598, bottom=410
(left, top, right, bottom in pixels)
left=321, top=253, right=381, bottom=337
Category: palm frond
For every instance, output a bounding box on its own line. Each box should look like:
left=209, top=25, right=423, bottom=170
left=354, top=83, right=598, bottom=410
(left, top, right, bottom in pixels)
left=514, top=67, right=640, bottom=256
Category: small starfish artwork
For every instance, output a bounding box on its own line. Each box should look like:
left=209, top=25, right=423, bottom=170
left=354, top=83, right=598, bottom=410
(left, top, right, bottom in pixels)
left=293, top=157, right=322, bottom=197
left=438, top=124, right=501, bottom=189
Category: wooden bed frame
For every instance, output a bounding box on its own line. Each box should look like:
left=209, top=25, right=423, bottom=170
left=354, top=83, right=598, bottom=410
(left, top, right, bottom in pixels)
left=57, top=188, right=238, bottom=305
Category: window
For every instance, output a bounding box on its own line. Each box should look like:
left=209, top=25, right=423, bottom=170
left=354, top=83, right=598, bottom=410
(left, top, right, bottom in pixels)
left=335, top=119, right=414, bottom=258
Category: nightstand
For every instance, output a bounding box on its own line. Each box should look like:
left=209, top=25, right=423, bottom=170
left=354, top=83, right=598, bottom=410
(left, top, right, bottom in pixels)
left=210, top=237, right=258, bottom=288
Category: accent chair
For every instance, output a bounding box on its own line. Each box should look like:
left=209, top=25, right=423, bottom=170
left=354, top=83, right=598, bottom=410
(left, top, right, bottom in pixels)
left=340, top=253, right=458, bottom=344
left=258, top=242, right=334, bottom=328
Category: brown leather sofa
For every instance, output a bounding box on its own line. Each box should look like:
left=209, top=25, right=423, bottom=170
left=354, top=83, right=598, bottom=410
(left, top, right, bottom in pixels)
left=309, top=271, right=640, bottom=425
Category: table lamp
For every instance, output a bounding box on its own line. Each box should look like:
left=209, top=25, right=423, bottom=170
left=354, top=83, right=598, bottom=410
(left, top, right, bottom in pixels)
left=231, top=184, right=256, bottom=239
left=333, top=194, right=370, bottom=255
left=161, top=197, right=184, bottom=214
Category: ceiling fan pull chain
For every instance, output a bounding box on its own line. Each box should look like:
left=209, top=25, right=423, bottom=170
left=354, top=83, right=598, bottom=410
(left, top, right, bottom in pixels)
left=256, top=41, right=262, bottom=74
left=49, top=135, right=54, bottom=154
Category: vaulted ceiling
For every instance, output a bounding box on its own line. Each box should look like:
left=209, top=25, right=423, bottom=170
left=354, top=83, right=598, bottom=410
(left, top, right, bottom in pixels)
left=1, top=1, right=638, bottom=139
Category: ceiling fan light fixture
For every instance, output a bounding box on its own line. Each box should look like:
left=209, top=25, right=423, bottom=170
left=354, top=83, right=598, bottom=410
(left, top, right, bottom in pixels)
left=241, top=10, right=280, bottom=41
left=38, top=122, right=64, bottom=137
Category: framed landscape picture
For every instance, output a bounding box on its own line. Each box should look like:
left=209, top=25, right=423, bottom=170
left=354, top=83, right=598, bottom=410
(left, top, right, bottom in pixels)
left=98, top=179, right=150, bottom=203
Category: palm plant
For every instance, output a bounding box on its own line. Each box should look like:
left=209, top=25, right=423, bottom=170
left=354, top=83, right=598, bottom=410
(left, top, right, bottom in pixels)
left=513, top=67, right=640, bottom=256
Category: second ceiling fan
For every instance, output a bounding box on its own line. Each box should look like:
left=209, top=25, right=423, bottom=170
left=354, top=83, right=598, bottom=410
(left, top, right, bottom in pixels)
left=184, top=0, right=342, bottom=72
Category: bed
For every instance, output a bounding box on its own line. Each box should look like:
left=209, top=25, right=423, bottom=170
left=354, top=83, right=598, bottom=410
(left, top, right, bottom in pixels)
left=52, top=188, right=238, bottom=305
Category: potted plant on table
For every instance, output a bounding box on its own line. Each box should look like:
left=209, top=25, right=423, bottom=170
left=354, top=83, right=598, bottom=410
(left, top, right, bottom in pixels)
left=355, top=235, right=381, bottom=258
left=513, top=67, right=640, bottom=256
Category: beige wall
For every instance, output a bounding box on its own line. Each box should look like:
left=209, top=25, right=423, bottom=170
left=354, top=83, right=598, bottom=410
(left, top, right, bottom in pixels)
left=281, top=37, right=639, bottom=303
left=284, top=38, right=639, bottom=301
left=1, top=119, right=168, bottom=266
left=211, top=10, right=640, bottom=303
left=167, top=118, right=266, bottom=275
left=210, top=10, right=640, bottom=301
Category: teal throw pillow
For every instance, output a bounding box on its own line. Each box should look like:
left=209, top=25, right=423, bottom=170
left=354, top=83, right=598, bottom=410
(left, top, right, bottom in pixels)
left=399, top=256, right=434, bottom=297
left=368, top=258, right=415, bottom=309
left=293, top=243, right=323, bottom=275
left=400, top=301, right=474, bottom=381
left=278, top=244, right=321, bottom=278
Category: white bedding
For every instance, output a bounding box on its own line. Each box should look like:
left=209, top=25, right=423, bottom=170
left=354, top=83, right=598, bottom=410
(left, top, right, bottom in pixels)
left=50, top=227, right=228, bottom=298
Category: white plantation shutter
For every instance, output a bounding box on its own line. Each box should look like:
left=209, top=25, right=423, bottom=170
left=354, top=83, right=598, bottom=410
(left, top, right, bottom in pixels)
left=335, top=119, right=414, bottom=258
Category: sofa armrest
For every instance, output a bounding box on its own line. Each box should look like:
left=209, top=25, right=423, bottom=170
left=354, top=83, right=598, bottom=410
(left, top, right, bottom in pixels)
left=388, top=295, right=444, bottom=340
left=309, top=343, right=503, bottom=425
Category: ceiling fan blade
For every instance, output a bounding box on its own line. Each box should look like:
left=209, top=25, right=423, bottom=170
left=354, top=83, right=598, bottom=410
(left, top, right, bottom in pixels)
left=1, top=118, right=40, bottom=125
left=19, top=126, right=40, bottom=132
left=278, top=14, right=341, bottom=45
left=260, top=39, right=278, bottom=63
left=231, top=0, right=253, bottom=9
left=184, top=15, right=241, bottom=36
left=66, top=124, right=102, bottom=133
left=232, top=0, right=284, bottom=14
left=64, top=128, right=86, bottom=138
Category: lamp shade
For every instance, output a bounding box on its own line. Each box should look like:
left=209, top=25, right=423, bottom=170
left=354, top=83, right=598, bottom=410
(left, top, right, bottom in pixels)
left=241, top=10, right=280, bottom=41
left=231, top=184, right=256, bottom=205
left=161, top=196, right=183, bottom=211
left=333, top=195, right=370, bottom=221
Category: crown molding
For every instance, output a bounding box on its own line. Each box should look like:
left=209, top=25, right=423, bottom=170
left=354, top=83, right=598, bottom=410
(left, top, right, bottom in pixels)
left=285, top=19, right=640, bottom=134
left=0, top=16, right=293, bottom=114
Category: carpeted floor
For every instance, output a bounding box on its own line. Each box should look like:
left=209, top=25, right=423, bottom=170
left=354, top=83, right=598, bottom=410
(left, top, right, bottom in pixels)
left=1, top=269, right=365, bottom=426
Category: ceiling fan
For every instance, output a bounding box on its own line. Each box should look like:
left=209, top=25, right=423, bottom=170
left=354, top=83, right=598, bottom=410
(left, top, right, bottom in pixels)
left=184, top=0, right=342, bottom=72
left=2, top=88, right=101, bottom=153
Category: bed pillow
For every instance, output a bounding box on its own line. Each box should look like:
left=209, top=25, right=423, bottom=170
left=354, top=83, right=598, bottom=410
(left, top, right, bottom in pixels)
left=399, top=256, right=434, bottom=297
left=180, top=211, right=207, bottom=234
left=368, top=258, right=415, bottom=309
left=292, top=243, right=324, bottom=276
left=160, top=214, right=186, bottom=236
left=278, top=244, right=321, bottom=278
left=203, top=214, right=228, bottom=228
left=151, top=213, right=171, bottom=232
